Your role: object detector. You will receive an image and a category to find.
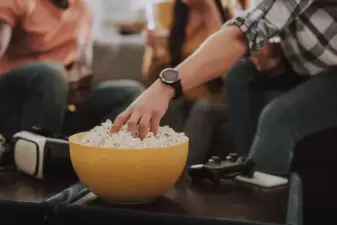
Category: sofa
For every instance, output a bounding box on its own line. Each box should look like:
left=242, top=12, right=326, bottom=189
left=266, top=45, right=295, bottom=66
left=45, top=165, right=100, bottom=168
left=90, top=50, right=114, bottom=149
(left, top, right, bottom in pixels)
left=92, top=34, right=146, bottom=85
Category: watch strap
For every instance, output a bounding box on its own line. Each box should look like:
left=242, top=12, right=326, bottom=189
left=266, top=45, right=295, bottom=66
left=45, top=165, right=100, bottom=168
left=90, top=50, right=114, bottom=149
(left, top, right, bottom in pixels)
left=172, top=80, right=183, bottom=100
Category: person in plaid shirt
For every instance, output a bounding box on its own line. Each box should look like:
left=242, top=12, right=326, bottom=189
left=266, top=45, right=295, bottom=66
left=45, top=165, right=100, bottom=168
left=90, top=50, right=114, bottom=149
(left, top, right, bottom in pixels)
left=112, top=0, right=337, bottom=174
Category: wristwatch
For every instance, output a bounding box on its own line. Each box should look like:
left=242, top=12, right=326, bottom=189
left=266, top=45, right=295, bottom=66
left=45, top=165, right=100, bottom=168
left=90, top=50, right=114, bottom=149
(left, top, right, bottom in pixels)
left=159, top=68, right=183, bottom=99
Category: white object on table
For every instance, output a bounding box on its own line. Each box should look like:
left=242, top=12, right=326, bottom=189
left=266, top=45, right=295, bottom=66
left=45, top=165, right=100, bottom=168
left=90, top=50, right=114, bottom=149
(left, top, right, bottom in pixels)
left=234, top=171, right=288, bottom=188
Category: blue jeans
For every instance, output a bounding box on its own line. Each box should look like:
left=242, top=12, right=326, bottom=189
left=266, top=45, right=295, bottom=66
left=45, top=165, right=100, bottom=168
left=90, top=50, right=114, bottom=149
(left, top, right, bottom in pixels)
left=162, top=98, right=227, bottom=165
left=227, top=59, right=337, bottom=175
left=0, top=61, right=144, bottom=139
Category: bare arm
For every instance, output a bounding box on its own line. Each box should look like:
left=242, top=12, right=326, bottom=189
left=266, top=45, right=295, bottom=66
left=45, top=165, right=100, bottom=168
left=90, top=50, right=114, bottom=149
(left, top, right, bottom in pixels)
left=77, top=41, right=93, bottom=74
left=72, top=9, right=94, bottom=74
left=162, top=0, right=315, bottom=96
left=159, top=26, right=246, bottom=96
left=112, top=0, right=315, bottom=137
left=0, top=21, right=12, bottom=60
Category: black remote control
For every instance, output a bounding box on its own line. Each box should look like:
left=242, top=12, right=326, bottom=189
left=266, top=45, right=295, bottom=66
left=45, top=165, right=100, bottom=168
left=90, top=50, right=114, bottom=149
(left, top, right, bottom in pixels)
left=188, top=153, right=254, bottom=186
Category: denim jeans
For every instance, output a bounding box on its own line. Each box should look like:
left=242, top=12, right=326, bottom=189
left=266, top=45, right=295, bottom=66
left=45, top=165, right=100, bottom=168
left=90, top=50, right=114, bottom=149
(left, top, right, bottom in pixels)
left=162, top=98, right=227, bottom=165
left=0, top=61, right=144, bottom=139
left=183, top=99, right=227, bottom=164
left=227, top=59, right=337, bottom=175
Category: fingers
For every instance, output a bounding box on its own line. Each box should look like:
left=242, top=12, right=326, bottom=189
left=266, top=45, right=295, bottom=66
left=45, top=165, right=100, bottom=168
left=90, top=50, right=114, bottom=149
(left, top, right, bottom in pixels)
left=111, top=109, right=132, bottom=133
left=139, top=113, right=151, bottom=139
left=150, top=113, right=161, bottom=135
left=111, top=108, right=163, bottom=139
left=127, top=110, right=142, bottom=136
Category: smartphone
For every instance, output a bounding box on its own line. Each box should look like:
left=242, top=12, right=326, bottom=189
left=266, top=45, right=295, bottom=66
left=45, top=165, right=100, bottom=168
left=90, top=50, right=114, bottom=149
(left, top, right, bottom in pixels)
left=234, top=171, right=288, bottom=188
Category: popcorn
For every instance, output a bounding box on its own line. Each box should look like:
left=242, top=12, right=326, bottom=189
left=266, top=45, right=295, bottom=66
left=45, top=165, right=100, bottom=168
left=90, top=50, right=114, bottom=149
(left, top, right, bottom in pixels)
left=79, top=120, right=188, bottom=148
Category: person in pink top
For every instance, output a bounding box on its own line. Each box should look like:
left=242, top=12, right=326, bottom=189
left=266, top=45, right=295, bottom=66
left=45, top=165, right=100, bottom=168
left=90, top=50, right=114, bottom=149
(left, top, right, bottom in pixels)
left=0, top=0, right=144, bottom=139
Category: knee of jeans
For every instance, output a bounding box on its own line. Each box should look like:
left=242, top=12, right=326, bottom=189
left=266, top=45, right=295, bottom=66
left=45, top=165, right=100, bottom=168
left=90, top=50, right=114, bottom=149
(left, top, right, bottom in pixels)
left=258, top=98, right=295, bottom=132
left=190, top=99, right=226, bottom=116
left=31, top=61, right=68, bottom=92
left=190, top=100, right=213, bottom=114
left=227, top=59, right=259, bottom=87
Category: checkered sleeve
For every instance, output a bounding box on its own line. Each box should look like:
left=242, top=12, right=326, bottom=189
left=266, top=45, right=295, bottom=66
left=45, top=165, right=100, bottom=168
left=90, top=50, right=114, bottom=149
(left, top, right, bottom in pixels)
left=224, top=0, right=314, bottom=55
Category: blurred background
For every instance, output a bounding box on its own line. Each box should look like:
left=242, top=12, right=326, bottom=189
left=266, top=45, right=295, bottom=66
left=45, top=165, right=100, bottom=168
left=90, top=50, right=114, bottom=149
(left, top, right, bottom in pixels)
left=85, top=0, right=258, bottom=84
left=84, top=0, right=258, bottom=38
left=0, top=0, right=269, bottom=164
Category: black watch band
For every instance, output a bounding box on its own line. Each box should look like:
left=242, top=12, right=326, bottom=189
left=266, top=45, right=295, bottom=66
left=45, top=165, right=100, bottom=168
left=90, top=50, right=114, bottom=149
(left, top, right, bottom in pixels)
left=172, top=80, right=183, bottom=100
left=159, top=68, right=183, bottom=100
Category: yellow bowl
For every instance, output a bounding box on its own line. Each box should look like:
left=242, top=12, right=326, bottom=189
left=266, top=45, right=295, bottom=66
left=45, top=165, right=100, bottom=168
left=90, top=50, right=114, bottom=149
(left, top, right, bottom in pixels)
left=69, top=132, right=189, bottom=203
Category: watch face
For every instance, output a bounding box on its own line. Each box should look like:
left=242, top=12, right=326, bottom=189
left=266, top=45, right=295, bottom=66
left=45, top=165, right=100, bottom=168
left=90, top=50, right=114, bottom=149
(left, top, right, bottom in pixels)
left=160, top=69, right=179, bottom=84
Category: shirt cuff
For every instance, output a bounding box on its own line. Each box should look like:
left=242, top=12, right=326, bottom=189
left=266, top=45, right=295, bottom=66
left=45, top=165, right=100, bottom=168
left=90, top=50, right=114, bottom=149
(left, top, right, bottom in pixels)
left=223, top=16, right=273, bottom=57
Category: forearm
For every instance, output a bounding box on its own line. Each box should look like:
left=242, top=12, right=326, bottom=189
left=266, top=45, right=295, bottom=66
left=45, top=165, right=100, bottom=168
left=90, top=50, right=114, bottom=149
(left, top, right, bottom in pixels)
left=142, top=46, right=170, bottom=83
left=142, top=49, right=162, bottom=83
left=174, top=0, right=314, bottom=93
left=0, top=21, right=11, bottom=60
left=176, top=26, right=246, bottom=92
left=74, top=42, right=93, bottom=74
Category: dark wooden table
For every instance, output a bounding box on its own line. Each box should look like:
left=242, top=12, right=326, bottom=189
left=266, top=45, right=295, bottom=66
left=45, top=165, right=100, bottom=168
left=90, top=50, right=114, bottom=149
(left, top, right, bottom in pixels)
left=0, top=171, right=77, bottom=202
left=0, top=171, right=288, bottom=224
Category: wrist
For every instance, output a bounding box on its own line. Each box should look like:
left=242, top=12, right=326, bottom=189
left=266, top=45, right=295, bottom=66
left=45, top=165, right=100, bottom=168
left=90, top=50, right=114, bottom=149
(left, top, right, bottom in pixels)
left=153, top=79, right=175, bottom=100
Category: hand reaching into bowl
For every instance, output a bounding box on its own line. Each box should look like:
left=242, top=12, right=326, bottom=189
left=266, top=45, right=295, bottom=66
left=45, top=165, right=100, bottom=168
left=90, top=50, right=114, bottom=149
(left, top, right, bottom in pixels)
left=112, top=26, right=247, bottom=138
left=111, top=80, right=174, bottom=139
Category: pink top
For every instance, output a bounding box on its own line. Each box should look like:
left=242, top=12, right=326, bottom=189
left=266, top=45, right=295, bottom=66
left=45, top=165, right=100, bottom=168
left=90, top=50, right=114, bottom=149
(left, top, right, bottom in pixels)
left=0, top=0, right=92, bottom=75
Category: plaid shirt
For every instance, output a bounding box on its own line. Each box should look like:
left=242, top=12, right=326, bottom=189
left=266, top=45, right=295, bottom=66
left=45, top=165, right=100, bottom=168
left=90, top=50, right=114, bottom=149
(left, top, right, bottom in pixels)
left=225, top=0, right=337, bottom=76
